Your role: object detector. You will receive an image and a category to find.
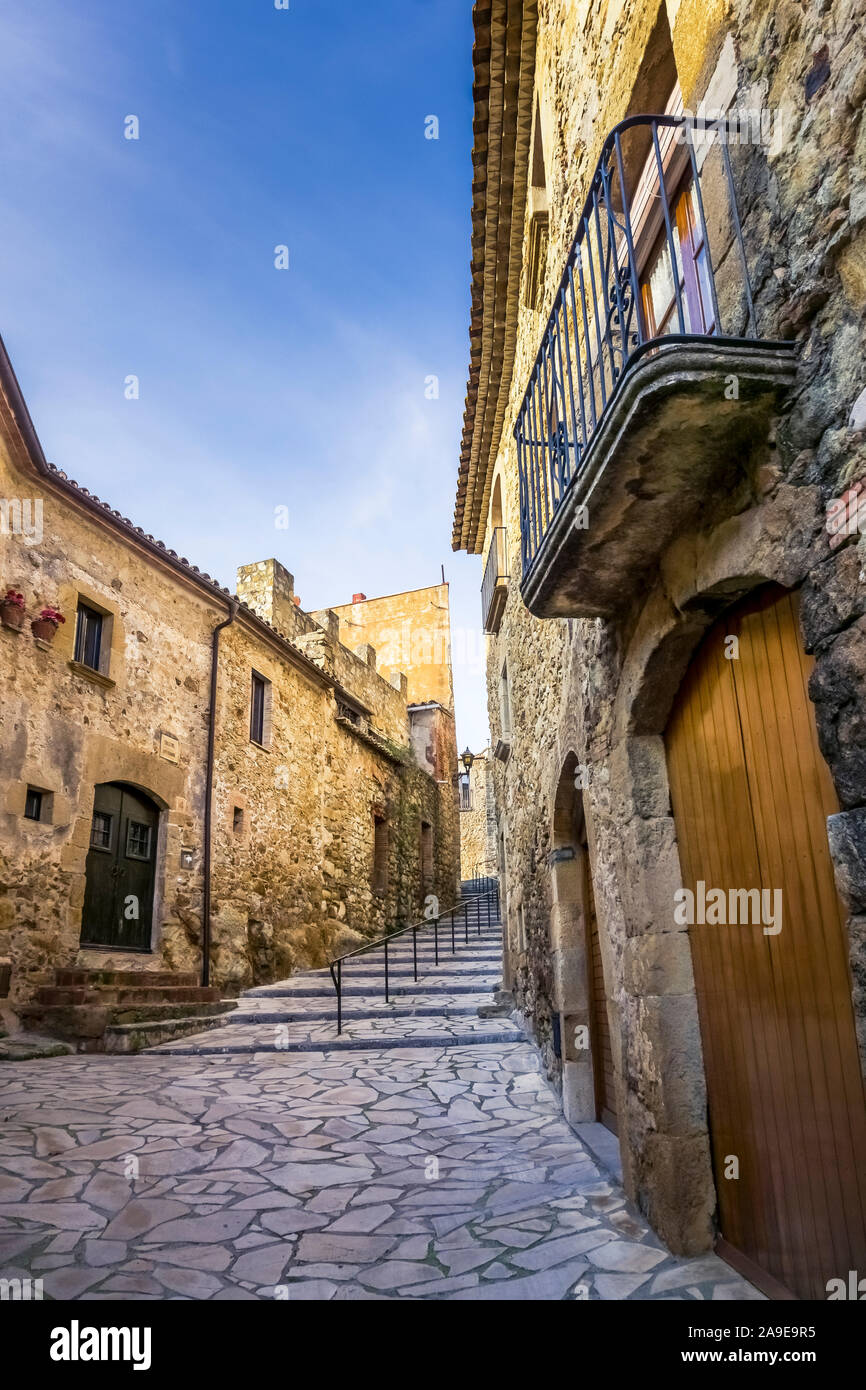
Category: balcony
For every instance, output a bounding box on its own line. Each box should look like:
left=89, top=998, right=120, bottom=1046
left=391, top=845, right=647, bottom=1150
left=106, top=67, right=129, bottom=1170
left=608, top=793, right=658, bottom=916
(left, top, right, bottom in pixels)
left=515, top=114, right=797, bottom=620
left=481, top=526, right=509, bottom=634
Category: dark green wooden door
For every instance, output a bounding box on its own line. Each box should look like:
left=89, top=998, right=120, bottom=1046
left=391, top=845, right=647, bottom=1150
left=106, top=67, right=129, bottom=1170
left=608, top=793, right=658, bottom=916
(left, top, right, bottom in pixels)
left=80, top=783, right=158, bottom=950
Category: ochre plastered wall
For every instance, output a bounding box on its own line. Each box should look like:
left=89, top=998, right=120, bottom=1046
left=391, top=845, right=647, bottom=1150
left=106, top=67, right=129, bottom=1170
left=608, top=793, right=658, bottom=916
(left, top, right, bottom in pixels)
left=328, top=584, right=455, bottom=712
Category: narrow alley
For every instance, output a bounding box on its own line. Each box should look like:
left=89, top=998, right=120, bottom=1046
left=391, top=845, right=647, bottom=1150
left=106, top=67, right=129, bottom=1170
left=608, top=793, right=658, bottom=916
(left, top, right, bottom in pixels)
left=0, top=889, right=759, bottom=1301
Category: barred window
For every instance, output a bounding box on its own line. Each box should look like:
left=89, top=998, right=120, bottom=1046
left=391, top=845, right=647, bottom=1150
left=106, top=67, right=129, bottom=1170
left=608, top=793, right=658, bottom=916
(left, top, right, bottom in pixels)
left=126, top=821, right=152, bottom=860
left=90, top=811, right=113, bottom=850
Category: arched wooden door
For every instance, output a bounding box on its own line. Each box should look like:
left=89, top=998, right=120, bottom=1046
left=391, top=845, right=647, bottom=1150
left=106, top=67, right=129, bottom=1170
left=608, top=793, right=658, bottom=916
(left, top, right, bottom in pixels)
left=665, top=584, right=866, bottom=1299
left=81, top=783, right=159, bottom=951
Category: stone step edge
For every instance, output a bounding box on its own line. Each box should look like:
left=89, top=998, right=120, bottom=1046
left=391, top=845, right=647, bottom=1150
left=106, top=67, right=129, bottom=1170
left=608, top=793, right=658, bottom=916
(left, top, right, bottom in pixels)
left=244, top=982, right=497, bottom=998
left=293, top=965, right=499, bottom=979
left=147, top=1026, right=523, bottom=1055
left=228, top=1002, right=488, bottom=1023
left=20, top=1000, right=237, bottom=1025
left=56, top=970, right=199, bottom=987
left=353, top=949, right=502, bottom=958
left=102, top=1013, right=234, bottom=1054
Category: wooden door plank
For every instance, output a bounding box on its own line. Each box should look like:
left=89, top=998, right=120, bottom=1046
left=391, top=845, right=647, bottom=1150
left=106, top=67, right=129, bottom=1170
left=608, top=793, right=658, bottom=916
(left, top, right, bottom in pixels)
left=665, top=584, right=866, bottom=1300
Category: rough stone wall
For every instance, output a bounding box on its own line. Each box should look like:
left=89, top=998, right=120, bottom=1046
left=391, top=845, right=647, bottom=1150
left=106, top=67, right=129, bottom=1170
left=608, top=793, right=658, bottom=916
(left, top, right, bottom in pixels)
left=206, top=623, right=457, bottom=990
left=0, top=449, right=215, bottom=1010
left=1, top=453, right=459, bottom=1017
left=459, top=751, right=498, bottom=879
left=474, top=0, right=866, bottom=1253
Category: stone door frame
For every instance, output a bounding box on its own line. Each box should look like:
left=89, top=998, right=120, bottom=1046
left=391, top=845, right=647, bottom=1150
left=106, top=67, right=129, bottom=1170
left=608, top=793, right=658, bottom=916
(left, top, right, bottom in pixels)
left=602, top=486, right=864, bottom=1255
left=76, top=777, right=171, bottom=958
left=548, top=751, right=616, bottom=1129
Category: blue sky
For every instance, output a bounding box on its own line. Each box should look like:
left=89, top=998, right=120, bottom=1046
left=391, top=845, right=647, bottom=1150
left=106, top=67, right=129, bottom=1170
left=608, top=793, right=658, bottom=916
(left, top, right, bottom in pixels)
left=0, top=0, right=490, bottom=751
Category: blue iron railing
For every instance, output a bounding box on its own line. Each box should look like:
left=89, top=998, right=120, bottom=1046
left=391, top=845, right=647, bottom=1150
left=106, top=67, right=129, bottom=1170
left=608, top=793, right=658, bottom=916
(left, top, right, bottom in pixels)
left=515, top=113, right=762, bottom=577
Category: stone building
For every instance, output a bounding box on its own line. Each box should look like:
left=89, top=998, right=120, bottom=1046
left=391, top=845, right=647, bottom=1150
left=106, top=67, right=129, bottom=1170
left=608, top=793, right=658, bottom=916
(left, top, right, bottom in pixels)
left=453, top=0, right=866, bottom=1299
left=458, top=748, right=498, bottom=880
left=0, top=332, right=459, bottom=1039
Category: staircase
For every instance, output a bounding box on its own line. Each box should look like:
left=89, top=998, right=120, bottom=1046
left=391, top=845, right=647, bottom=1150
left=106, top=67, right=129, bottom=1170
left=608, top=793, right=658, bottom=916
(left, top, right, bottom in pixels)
left=19, top=968, right=237, bottom=1053
left=150, top=885, right=520, bottom=1055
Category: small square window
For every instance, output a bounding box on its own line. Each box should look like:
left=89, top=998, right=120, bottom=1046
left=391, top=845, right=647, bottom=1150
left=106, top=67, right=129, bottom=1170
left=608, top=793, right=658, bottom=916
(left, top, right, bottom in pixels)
left=126, top=821, right=152, bottom=860
left=90, top=810, right=113, bottom=850
left=74, top=603, right=104, bottom=672
left=233, top=806, right=244, bottom=835
left=24, top=788, right=43, bottom=821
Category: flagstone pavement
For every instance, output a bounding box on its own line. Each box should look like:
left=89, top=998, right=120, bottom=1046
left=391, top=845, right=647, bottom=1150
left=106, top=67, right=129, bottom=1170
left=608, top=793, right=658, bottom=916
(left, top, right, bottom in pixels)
left=0, top=896, right=762, bottom=1300
left=0, top=1041, right=763, bottom=1301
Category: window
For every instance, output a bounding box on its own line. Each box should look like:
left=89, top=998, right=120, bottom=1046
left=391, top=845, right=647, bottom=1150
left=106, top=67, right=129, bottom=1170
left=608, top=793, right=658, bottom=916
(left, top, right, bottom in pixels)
left=24, top=788, right=43, bottom=821
left=499, top=661, right=512, bottom=735
left=373, top=815, right=388, bottom=893
left=626, top=80, right=715, bottom=341
left=232, top=806, right=245, bottom=836
left=459, top=775, right=472, bottom=811
left=90, top=810, right=113, bottom=851
left=640, top=180, right=715, bottom=338
left=250, top=671, right=269, bottom=746
left=526, top=102, right=549, bottom=311
left=74, top=603, right=104, bottom=672
left=420, top=821, right=434, bottom=891
left=126, top=821, right=152, bottom=860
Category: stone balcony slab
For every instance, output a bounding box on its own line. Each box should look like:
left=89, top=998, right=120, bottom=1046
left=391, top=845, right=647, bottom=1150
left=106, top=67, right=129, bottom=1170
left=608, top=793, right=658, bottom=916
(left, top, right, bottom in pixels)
left=520, top=338, right=797, bottom=620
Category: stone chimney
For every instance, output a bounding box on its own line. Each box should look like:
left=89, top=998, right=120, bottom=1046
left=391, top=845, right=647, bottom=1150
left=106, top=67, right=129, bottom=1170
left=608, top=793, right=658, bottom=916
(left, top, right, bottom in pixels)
left=352, top=592, right=367, bottom=604
left=236, top=559, right=296, bottom=632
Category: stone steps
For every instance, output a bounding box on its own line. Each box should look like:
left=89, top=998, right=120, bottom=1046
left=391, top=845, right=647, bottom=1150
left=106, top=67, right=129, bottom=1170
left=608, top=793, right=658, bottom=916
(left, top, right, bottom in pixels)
left=20, top=998, right=237, bottom=1043
left=148, top=889, right=508, bottom=1056
left=229, top=991, right=494, bottom=1022
left=246, top=978, right=496, bottom=998
left=347, top=947, right=502, bottom=965
left=19, top=966, right=238, bottom=1053
left=322, top=961, right=498, bottom=979
left=101, top=1012, right=237, bottom=1054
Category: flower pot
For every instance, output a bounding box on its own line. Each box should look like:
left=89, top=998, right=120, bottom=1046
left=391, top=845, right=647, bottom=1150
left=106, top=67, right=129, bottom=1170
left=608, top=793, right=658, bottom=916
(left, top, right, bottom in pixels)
left=0, top=602, right=26, bottom=631
left=31, top=618, right=59, bottom=642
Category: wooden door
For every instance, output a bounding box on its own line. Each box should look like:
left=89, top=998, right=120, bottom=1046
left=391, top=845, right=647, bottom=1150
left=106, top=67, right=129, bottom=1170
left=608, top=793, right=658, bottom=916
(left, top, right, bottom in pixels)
left=585, top=851, right=618, bottom=1134
left=81, top=783, right=157, bottom=951
left=665, top=584, right=866, bottom=1299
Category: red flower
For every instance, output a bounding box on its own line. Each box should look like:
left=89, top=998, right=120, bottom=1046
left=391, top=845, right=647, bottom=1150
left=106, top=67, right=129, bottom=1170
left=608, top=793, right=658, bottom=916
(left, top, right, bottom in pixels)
left=3, top=590, right=25, bottom=608
left=38, top=607, right=65, bottom=625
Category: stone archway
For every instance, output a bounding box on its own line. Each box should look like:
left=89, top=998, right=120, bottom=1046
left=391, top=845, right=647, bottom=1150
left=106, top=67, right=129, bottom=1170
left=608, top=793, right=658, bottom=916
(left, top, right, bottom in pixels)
left=605, top=489, right=865, bottom=1259
left=549, top=753, right=615, bottom=1130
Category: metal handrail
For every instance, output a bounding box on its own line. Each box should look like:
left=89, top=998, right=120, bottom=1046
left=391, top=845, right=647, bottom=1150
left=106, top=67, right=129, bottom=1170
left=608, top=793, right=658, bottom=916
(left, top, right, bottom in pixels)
left=328, top=884, right=500, bottom=1034
left=515, top=112, right=768, bottom=578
